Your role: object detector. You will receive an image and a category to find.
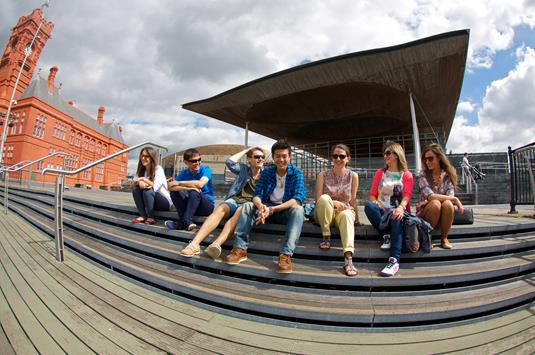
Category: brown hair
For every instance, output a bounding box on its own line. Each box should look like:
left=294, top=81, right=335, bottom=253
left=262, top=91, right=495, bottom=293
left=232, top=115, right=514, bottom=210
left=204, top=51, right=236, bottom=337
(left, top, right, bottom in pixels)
left=247, top=146, right=265, bottom=158
left=421, top=143, right=457, bottom=189
left=331, top=144, right=351, bottom=167
left=136, top=147, right=158, bottom=181
left=383, top=140, right=408, bottom=171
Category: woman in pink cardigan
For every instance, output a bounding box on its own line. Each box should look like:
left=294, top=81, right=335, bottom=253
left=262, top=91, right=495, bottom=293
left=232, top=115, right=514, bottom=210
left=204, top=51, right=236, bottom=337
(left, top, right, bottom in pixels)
left=364, top=141, right=413, bottom=276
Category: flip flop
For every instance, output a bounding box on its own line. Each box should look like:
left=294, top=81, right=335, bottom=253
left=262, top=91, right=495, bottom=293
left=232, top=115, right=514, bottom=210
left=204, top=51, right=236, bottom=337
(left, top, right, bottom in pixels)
left=344, top=262, right=358, bottom=277
left=319, top=238, right=331, bottom=250
left=131, top=217, right=145, bottom=223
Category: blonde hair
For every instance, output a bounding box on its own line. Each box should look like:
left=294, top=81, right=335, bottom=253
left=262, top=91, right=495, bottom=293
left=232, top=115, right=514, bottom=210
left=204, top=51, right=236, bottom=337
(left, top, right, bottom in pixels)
left=383, top=140, right=408, bottom=172
left=421, top=143, right=457, bottom=189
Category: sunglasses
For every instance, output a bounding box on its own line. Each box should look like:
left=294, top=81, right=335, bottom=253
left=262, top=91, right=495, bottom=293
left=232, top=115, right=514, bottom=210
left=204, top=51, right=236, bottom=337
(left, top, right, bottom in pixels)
left=384, top=150, right=394, bottom=156
left=424, top=156, right=435, bottom=162
left=332, top=154, right=347, bottom=160
left=253, top=155, right=265, bottom=160
left=188, top=158, right=202, bottom=163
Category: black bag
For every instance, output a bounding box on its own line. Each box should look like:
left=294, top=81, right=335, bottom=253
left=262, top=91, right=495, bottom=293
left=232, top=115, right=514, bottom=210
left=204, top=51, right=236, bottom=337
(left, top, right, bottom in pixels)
left=453, top=207, right=474, bottom=225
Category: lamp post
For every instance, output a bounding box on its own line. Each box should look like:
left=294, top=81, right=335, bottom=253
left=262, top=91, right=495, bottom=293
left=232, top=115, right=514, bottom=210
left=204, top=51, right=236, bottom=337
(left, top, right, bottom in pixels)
left=0, top=1, right=50, bottom=166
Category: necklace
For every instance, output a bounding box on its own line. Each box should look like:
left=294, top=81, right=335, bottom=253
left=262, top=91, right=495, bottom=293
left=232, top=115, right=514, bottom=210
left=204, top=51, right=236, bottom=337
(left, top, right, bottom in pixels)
left=432, top=172, right=441, bottom=190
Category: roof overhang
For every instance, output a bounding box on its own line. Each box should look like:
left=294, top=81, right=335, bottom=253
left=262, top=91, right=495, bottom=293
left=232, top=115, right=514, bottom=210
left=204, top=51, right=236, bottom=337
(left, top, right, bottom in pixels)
left=183, top=30, right=469, bottom=145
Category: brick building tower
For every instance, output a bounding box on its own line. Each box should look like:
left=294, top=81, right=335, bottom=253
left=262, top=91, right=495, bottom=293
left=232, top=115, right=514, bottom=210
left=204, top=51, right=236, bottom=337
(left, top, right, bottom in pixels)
left=0, top=7, right=128, bottom=188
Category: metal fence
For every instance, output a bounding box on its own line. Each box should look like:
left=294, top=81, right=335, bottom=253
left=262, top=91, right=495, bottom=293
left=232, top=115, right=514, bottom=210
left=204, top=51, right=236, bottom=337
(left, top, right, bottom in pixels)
left=508, top=142, right=535, bottom=213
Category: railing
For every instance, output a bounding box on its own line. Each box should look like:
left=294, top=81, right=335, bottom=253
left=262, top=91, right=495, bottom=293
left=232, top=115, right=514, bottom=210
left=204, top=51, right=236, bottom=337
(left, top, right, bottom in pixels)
left=2, top=152, right=70, bottom=214
left=41, top=141, right=168, bottom=262
left=508, top=142, right=535, bottom=213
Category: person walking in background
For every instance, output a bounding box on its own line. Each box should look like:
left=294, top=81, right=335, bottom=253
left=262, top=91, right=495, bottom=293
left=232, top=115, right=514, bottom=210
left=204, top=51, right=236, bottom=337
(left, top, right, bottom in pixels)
left=225, top=139, right=306, bottom=274
left=364, top=141, right=413, bottom=277
left=131, top=147, right=172, bottom=225
left=165, top=148, right=214, bottom=231
left=417, top=143, right=464, bottom=249
left=179, top=146, right=267, bottom=259
left=315, top=144, right=359, bottom=277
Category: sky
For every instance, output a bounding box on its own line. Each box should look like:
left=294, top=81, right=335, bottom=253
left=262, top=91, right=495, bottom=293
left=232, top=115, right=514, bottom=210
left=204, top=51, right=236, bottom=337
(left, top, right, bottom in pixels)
left=1, top=0, right=534, bottom=173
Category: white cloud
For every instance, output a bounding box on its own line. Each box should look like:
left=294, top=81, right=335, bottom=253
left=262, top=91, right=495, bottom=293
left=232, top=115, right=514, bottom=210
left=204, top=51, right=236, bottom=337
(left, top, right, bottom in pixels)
left=448, top=46, right=535, bottom=152
left=1, top=1, right=535, bottom=171
left=457, top=101, right=477, bottom=113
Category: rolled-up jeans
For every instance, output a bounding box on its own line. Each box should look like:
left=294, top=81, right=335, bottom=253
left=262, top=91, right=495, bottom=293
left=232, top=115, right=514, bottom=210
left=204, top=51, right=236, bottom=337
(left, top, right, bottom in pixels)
left=132, top=187, right=170, bottom=218
left=233, top=202, right=304, bottom=256
left=364, top=201, right=403, bottom=261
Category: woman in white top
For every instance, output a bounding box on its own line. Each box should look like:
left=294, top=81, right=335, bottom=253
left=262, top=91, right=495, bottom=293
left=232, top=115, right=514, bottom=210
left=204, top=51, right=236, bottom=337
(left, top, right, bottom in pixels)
left=131, top=147, right=172, bottom=225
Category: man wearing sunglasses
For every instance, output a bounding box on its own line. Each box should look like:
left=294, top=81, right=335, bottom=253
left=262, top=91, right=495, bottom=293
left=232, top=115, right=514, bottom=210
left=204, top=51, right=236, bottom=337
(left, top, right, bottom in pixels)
left=165, top=148, right=214, bottom=231
left=225, top=139, right=306, bottom=273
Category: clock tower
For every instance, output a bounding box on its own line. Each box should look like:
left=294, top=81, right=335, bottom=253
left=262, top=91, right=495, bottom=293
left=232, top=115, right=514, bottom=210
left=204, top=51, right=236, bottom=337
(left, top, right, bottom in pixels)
left=0, top=7, right=54, bottom=108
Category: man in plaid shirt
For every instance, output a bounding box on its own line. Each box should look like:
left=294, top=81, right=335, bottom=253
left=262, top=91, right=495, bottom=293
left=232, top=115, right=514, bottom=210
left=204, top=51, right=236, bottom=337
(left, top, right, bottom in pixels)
left=225, top=140, right=306, bottom=273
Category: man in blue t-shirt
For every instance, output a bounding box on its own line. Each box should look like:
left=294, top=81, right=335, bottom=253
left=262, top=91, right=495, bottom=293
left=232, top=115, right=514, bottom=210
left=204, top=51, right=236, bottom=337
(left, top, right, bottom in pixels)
left=165, top=148, right=214, bottom=231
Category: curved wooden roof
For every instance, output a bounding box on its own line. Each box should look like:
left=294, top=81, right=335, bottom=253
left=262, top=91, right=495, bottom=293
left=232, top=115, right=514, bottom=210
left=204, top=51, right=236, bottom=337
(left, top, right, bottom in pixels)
left=183, top=30, right=469, bottom=145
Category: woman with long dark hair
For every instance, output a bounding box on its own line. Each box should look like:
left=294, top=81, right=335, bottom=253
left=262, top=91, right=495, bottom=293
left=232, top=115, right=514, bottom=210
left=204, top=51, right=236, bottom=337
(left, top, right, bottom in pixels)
left=417, top=143, right=464, bottom=249
left=131, top=147, right=172, bottom=225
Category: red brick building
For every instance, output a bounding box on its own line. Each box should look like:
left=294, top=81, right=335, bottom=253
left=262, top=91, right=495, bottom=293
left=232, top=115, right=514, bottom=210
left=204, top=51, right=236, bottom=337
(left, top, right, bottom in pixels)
left=0, top=8, right=128, bottom=188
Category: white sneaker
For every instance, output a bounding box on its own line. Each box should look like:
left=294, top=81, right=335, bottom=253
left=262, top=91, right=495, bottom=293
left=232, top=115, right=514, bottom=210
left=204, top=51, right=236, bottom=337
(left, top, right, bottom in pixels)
left=186, top=223, right=197, bottom=231
left=380, top=257, right=399, bottom=277
left=380, top=234, right=391, bottom=250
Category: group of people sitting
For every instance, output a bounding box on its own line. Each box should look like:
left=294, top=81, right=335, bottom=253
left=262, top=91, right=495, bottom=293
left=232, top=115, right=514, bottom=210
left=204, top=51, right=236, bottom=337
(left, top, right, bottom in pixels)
left=131, top=139, right=464, bottom=277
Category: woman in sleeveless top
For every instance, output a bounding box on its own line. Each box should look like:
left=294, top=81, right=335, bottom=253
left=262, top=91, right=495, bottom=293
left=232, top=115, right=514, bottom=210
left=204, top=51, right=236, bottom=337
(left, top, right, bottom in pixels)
left=417, top=143, right=464, bottom=249
left=315, top=144, right=359, bottom=276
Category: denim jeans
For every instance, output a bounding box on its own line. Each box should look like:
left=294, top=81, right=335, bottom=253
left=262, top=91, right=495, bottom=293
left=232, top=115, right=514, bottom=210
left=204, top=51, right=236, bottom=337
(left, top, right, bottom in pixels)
left=233, top=202, right=304, bottom=256
left=132, top=187, right=170, bottom=218
left=170, top=190, right=214, bottom=229
left=364, top=201, right=403, bottom=261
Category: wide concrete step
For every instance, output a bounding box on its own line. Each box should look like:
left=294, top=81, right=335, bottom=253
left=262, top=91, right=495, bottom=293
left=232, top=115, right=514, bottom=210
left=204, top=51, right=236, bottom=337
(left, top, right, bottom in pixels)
left=6, top=199, right=535, bottom=326
left=7, top=190, right=535, bottom=266
left=6, top=195, right=535, bottom=290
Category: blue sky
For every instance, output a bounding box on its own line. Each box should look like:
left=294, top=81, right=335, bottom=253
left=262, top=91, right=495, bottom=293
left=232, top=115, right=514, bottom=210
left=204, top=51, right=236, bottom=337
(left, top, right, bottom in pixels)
left=458, top=24, right=535, bottom=126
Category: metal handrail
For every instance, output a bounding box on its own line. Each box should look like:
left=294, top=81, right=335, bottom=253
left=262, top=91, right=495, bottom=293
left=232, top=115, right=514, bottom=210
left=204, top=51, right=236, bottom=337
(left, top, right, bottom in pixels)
left=41, top=141, right=168, bottom=262
left=2, top=152, right=71, bottom=214
left=0, top=160, right=31, bottom=173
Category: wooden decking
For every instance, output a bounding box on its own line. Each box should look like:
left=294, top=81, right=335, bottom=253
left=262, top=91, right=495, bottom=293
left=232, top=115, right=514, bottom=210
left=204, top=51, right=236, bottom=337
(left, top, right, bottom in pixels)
left=1, top=209, right=535, bottom=354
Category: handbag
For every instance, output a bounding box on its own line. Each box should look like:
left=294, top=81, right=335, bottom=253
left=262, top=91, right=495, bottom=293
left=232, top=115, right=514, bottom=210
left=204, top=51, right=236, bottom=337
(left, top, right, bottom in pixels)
left=453, top=207, right=474, bottom=225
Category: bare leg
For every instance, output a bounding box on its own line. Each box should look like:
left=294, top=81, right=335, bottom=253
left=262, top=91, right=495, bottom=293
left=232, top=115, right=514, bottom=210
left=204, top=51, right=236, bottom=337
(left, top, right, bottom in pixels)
left=421, top=200, right=441, bottom=229
left=190, top=204, right=230, bottom=246
left=440, top=200, right=454, bottom=248
left=211, top=206, right=242, bottom=246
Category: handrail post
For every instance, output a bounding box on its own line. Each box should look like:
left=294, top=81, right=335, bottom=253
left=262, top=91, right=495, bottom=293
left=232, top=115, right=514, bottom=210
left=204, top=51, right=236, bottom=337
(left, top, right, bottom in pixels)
left=54, top=174, right=65, bottom=262
left=508, top=146, right=517, bottom=214
left=4, top=171, right=8, bottom=214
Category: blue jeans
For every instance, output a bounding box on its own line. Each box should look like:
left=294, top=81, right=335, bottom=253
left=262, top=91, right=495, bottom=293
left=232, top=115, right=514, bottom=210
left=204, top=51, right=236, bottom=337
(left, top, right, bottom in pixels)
left=170, top=190, right=214, bottom=229
left=233, top=202, right=304, bottom=256
left=364, top=201, right=403, bottom=261
left=132, top=187, right=170, bottom=218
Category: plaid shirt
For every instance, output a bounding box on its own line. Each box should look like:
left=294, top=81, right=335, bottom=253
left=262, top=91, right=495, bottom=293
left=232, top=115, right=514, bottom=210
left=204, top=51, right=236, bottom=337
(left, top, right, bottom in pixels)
left=254, top=163, right=306, bottom=205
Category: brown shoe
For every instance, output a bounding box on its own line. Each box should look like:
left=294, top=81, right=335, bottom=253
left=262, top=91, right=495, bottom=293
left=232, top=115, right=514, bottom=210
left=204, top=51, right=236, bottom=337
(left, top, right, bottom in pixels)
left=225, top=247, right=247, bottom=265
left=277, top=254, right=292, bottom=273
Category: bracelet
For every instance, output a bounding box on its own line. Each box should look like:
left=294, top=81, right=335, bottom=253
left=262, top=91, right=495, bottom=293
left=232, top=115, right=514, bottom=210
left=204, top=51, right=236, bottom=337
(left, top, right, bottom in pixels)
left=268, top=206, right=273, bottom=215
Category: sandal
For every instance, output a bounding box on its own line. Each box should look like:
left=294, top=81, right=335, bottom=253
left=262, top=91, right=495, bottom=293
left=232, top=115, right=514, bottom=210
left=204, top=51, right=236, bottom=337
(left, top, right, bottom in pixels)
left=344, top=261, right=358, bottom=277
left=144, top=218, right=156, bottom=225
left=319, top=238, right=331, bottom=250
left=131, top=216, right=145, bottom=223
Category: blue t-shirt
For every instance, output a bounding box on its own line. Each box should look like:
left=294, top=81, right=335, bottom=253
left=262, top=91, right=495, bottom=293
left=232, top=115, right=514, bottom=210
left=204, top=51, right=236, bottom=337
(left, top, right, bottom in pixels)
left=175, top=165, right=214, bottom=204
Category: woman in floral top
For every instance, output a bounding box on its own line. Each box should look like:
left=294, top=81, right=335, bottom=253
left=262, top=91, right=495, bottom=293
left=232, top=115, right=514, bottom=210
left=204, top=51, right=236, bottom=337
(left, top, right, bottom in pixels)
left=417, top=143, right=464, bottom=249
left=315, top=144, right=359, bottom=276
